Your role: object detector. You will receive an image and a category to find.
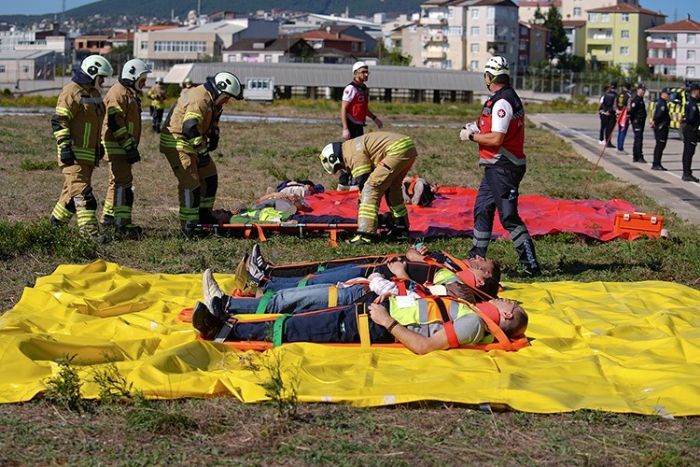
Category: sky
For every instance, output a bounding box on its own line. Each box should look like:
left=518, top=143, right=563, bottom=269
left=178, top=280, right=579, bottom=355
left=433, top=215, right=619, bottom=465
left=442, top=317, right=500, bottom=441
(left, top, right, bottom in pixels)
left=0, top=0, right=697, bottom=19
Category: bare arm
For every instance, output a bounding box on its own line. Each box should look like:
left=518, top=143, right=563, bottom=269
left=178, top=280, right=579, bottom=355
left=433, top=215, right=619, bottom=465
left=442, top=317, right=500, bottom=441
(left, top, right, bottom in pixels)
left=473, top=131, right=505, bottom=146
left=341, top=100, right=350, bottom=131
left=368, top=303, right=449, bottom=355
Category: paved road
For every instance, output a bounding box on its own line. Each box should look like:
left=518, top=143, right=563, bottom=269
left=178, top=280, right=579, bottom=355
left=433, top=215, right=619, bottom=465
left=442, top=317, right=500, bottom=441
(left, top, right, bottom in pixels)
left=530, top=113, right=700, bottom=226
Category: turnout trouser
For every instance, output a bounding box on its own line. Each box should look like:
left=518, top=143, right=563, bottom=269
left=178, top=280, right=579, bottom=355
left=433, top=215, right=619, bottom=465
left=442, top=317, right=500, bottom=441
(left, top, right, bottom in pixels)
left=357, top=145, right=416, bottom=235
left=653, top=126, right=669, bottom=167
left=51, top=161, right=99, bottom=235
left=469, top=163, right=539, bottom=271
left=160, top=146, right=218, bottom=230
left=102, top=156, right=135, bottom=227
left=682, top=124, right=698, bottom=176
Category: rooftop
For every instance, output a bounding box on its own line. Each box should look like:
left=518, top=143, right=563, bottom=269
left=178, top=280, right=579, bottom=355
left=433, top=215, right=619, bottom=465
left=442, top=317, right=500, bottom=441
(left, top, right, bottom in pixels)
left=647, top=18, right=700, bottom=33
left=302, top=30, right=364, bottom=42
left=587, top=4, right=666, bottom=16
left=0, top=50, right=54, bottom=60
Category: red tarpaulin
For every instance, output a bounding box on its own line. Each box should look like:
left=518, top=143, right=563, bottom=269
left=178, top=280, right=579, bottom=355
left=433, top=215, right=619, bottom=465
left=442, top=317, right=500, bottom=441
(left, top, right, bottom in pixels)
left=303, top=186, right=638, bottom=241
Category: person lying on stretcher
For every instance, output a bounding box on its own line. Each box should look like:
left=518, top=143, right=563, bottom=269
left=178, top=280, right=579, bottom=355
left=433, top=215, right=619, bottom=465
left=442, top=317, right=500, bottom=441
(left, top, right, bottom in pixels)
left=202, top=256, right=483, bottom=316
left=192, top=270, right=528, bottom=354
left=244, top=243, right=501, bottom=299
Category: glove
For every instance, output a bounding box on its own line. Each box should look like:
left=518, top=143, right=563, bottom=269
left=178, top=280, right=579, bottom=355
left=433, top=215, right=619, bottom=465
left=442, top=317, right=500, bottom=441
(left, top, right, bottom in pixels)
left=59, top=144, right=75, bottom=166
left=197, top=150, right=211, bottom=167
left=125, top=144, right=141, bottom=164
left=208, top=128, right=220, bottom=151
left=459, top=128, right=472, bottom=142
left=342, top=128, right=351, bottom=140
left=465, top=121, right=480, bottom=134
left=372, top=116, right=383, bottom=129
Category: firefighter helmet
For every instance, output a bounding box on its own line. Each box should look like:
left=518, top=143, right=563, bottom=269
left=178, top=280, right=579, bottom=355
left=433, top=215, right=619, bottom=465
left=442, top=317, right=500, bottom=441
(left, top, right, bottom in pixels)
left=80, top=55, right=113, bottom=79
left=121, top=58, right=150, bottom=89
left=214, top=72, right=242, bottom=99
left=319, top=142, right=343, bottom=174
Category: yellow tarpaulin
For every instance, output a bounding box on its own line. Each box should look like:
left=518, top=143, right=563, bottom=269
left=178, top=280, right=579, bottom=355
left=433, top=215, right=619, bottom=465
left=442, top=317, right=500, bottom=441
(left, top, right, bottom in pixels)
left=1, top=260, right=699, bottom=415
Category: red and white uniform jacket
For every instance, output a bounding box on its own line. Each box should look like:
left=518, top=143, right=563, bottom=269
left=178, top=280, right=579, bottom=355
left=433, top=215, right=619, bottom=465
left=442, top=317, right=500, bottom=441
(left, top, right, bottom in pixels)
left=342, top=80, right=369, bottom=125
left=477, top=86, right=526, bottom=166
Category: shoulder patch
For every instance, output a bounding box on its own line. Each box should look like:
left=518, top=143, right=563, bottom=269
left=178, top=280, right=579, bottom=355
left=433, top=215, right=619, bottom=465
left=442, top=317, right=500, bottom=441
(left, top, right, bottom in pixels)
left=497, top=109, right=506, bottom=118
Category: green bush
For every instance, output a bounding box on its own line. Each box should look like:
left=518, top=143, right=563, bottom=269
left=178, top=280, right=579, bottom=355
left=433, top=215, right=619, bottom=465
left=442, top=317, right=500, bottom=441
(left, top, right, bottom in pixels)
left=0, top=220, right=97, bottom=261
left=44, top=356, right=88, bottom=412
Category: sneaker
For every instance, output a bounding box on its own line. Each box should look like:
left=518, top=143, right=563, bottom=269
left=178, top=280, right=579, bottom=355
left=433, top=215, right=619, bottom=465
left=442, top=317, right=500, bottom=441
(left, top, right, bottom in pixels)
left=606, top=143, right=615, bottom=149
left=191, top=301, right=225, bottom=340
left=246, top=254, right=267, bottom=285
left=202, top=269, right=223, bottom=313
left=616, top=149, right=625, bottom=154
left=347, top=233, right=376, bottom=245
left=682, top=174, right=700, bottom=182
left=651, top=165, right=667, bottom=171
left=250, top=243, right=270, bottom=274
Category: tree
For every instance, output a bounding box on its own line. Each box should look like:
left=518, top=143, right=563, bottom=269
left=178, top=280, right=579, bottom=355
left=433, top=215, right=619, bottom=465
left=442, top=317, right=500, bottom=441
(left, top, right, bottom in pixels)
left=544, top=6, right=570, bottom=61
left=533, top=6, right=546, bottom=25
left=377, top=43, right=411, bottom=66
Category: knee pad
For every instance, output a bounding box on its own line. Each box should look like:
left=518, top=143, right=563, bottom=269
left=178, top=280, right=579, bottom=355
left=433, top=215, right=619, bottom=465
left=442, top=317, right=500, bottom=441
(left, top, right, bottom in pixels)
left=75, top=187, right=97, bottom=210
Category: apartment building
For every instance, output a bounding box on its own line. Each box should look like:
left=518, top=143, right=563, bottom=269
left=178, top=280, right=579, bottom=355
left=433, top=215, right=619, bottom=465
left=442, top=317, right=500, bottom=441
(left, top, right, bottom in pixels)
left=402, top=0, right=518, bottom=71
left=646, top=18, right=700, bottom=78
left=562, top=20, right=586, bottom=56
left=134, top=19, right=279, bottom=71
left=222, top=37, right=314, bottom=63
left=518, top=1, right=639, bottom=23
left=519, top=21, right=549, bottom=68
left=585, top=3, right=664, bottom=71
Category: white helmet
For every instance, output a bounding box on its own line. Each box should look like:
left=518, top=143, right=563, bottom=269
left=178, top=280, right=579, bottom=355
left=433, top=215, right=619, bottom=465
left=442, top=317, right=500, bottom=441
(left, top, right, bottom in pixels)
left=155, top=76, right=164, bottom=84
left=319, top=142, right=343, bottom=174
left=214, top=72, right=242, bottom=99
left=80, top=55, right=113, bottom=79
left=121, top=58, right=151, bottom=89
left=484, top=56, right=509, bottom=77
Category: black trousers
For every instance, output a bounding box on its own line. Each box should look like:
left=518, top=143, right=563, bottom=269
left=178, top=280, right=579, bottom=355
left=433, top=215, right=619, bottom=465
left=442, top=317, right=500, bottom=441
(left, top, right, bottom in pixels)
left=152, top=108, right=164, bottom=132
left=653, top=126, right=669, bottom=167
left=469, top=163, right=539, bottom=270
left=682, top=125, right=699, bottom=175
left=632, top=122, right=644, bottom=161
left=599, top=114, right=615, bottom=143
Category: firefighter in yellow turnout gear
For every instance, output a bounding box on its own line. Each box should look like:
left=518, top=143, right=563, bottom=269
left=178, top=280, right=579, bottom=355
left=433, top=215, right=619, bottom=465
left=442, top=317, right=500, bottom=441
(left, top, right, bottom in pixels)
left=147, top=77, right=167, bottom=132
left=50, top=55, right=112, bottom=238
left=159, top=72, right=242, bottom=235
left=319, top=131, right=417, bottom=244
left=100, top=58, right=151, bottom=237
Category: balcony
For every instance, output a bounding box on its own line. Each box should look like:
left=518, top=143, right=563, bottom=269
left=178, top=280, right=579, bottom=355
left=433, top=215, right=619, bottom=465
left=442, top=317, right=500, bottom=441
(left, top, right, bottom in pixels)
left=422, top=33, right=447, bottom=44
left=587, top=29, right=613, bottom=45
left=422, top=49, right=447, bottom=60
left=421, top=16, right=448, bottom=26
left=648, top=57, right=676, bottom=66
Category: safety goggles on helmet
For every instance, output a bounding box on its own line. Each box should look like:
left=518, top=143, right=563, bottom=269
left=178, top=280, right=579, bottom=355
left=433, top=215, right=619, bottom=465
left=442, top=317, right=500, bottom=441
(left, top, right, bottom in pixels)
left=214, top=72, right=242, bottom=99
left=319, top=142, right=343, bottom=174
left=80, top=55, right=114, bottom=79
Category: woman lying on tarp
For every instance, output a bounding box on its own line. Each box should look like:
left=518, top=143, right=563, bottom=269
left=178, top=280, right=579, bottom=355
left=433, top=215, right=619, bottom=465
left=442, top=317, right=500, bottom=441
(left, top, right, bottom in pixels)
left=192, top=265, right=528, bottom=354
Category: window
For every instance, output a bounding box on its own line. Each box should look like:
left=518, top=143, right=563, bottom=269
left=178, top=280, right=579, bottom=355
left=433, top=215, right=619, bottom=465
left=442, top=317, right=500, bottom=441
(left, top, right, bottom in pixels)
left=573, top=7, right=581, bottom=17
left=352, top=42, right=358, bottom=51
left=588, top=13, right=599, bottom=22
left=601, top=14, right=609, bottom=23
left=444, top=59, right=452, bottom=69
left=153, top=40, right=206, bottom=53
left=140, top=41, right=148, bottom=50
left=621, top=30, right=629, bottom=39
left=689, top=34, right=697, bottom=44
left=470, top=60, right=479, bottom=70
left=621, top=13, right=630, bottom=22
left=688, top=50, right=696, bottom=60
left=448, top=26, right=462, bottom=36
left=620, top=46, right=629, bottom=55
left=0, top=65, right=5, bottom=72
left=487, top=24, right=495, bottom=35
left=264, top=54, right=272, bottom=63
left=471, top=26, right=480, bottom=36
left=227, top=54, right=237, bottom=62
left=472, top=9, right=479, bottom=19
left=688, top=66, right=696, bottom=77
left=471, top=43, right=479, bottom=53
left=487, top=7, right=495, bottom=19
left=604, top=46, right=611, bottom=55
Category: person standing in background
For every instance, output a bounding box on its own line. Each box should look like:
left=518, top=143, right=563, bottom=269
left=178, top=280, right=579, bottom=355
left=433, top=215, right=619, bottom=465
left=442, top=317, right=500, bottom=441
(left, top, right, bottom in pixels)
left=616, top=82, right=632, bottom=153
left=628, top=84, right=647, bottom=163
left=651, top=88, right=670, bottom=171
left=598, top=82, right=617, bottom=148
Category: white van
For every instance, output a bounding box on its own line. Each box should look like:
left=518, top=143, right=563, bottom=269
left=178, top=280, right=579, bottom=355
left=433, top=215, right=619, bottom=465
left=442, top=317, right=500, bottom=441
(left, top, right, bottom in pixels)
left=243, top=77, right=274, bottom=102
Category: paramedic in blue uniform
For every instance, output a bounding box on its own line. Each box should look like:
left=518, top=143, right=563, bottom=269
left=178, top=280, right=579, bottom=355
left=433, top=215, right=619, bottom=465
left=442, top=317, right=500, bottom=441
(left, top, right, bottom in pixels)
left=628, top=84, right=647, bottom=163
left=651, top=88, right=670, bottom=171
left=598, top=82, right=617, bottom=147
left=460, top=56, right=541, bottom=276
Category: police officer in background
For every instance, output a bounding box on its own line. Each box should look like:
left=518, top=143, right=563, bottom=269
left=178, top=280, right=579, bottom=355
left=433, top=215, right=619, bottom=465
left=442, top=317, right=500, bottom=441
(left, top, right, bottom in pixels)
left=681, top=83, right=700, bottom=182
left=651, top=88, right=671, bottom=171
left=460, top=56, right=540, bottom=276
left=616, top=82, right=632, bottom=152
left=599, top=82, right=617, bottom=148
left=628, top=84, right=647, bottom=163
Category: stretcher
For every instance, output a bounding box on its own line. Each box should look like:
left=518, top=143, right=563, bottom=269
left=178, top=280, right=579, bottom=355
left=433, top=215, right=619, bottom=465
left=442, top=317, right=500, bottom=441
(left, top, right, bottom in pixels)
left=197, top=222, right=358, bottom=246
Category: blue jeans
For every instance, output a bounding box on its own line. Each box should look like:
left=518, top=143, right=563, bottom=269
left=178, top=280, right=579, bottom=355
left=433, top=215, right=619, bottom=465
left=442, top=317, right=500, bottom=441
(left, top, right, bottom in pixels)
left=227, top=304, right=394, bottom=344
left=617, top=122, right=628, bottom=150
left=227, top=283, right=368, bottom=314
left=263, top=264, right=371, bottom=292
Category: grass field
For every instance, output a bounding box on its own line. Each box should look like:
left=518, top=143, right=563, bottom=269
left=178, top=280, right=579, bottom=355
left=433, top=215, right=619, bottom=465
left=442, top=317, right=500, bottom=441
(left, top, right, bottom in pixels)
left=1, top=111, right=699, bottom=465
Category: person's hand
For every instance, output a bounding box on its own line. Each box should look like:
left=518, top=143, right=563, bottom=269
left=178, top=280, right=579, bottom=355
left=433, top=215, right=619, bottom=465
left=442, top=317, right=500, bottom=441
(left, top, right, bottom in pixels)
left=387, top=257, right=408, bottom=277
left=459, top=127, right=473, bottom=141
left=373, top=292, right=393, bottom=304
left=373, top=116, right=383, bottom=129
left=197, top=150, right=211, bottom=167
left=125, top=144, right=141, bottom=164
left=208, top=127, right=220, bottom=151
left=405, top=247, right=425, bottom=262
left=342, top=128, right=351, bottom=140
left=59, top=145, right=75, bottom=166
left=368, top=303, right=393, bottom=328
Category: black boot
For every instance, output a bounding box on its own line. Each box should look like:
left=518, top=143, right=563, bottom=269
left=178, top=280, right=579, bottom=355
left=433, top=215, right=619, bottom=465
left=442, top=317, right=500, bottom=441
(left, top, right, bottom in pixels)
left=192, top=301, right=226, bottom=340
